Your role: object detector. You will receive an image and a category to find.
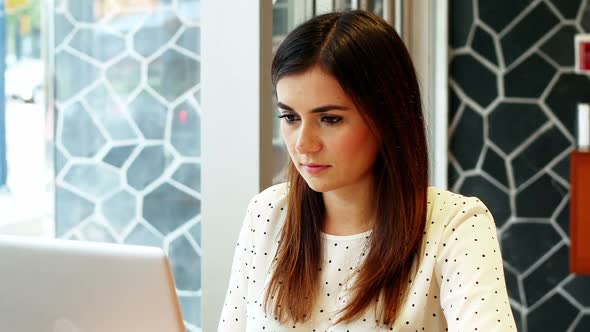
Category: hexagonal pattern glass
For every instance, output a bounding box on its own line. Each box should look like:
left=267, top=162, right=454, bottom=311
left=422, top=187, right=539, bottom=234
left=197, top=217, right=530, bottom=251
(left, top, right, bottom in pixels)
left=70, top=27, right=126, bottom=62
left=67, top=0, right=99, bottom=23
left=127, top=145, right=172, bottom=190
left=53, top=1, right=202, bottom=330
left=449, top=1, right=589, bottom=330
left=168, top=234, right=201, bottom=291
left=54, top=50, right=100, bottom=100
left=103, top=144, right=137, bottom=168
left=128, top=91, right=168, bottom=139
left=84, top=84, right=138, bottom=140
left=133, top=9, right=183, bottom=57
left=60, top=102, right=106, bottom=158
left=171, top=102, right=200, bottom=157
left=148, top=49, right=200, bottom=102
left=54, top=12, right=74, bottom=47
left=81, top=221, right=117, bottom=243
left=143, top=183, right=200, bottom=235
left=102, top=190, right=137, bottom=233
left=55, top=187, right=95, bottom=237
left=172, top=162, right=200, bottom=192
left=106, top=56, right=143, bottom=100
left=125, top=222, right=163, bottom=248
left=63, top=163, right=121, bottom=198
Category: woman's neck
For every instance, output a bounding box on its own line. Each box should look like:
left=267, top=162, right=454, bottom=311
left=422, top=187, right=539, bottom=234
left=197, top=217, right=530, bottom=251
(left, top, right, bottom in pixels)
left=321, top=179, right=375, bottom=236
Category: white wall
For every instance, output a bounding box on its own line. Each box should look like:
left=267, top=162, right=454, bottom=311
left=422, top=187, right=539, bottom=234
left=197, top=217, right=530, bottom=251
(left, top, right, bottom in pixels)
left=201, top=1, right=273, bottom=330
left=403, top=0, right=448, bottom=189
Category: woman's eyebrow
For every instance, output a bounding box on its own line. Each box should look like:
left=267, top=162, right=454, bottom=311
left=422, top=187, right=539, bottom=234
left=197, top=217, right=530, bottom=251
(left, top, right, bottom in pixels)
left=277, top=102, right=295, bottom=112
left=277, top=102, right=349, bottom=113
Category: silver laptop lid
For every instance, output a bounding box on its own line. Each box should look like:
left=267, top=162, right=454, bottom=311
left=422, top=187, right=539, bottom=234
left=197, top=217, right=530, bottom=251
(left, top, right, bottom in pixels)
left=0, top=236, right=185, bottom=332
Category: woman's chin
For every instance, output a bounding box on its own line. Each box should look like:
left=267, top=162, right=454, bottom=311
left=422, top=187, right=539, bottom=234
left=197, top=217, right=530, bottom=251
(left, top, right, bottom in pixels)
left=302, top=177, right=333, bottom=193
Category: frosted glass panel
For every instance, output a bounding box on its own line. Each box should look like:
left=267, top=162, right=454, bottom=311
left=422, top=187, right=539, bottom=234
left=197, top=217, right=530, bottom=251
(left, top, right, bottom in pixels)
left=52, top=1, right=201, bottom=330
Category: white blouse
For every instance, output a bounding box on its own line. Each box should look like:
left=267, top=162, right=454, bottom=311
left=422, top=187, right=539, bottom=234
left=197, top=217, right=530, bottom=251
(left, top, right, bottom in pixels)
left=218, top=183, right=517, bottom=331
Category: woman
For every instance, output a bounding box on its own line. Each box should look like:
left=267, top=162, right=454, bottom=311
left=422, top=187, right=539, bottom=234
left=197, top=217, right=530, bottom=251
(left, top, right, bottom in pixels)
left=219, top=10, right=516, bottom=331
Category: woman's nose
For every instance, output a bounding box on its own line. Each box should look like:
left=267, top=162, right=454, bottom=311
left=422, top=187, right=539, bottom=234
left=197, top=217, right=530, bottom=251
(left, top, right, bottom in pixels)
left=295, top=123, right=321, bottom=154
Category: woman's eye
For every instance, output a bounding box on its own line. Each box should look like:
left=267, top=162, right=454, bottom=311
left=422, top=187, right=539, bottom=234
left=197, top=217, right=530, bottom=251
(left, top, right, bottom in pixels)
left=321, top=116, right=342, bottom=125
left=278, top=114, right=299, bottom=123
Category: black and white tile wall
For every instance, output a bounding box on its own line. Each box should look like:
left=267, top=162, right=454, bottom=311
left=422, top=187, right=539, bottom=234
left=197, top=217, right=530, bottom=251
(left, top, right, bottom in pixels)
left=53, top=0, right=201, bottom=330
left=450, top=0, right=590, bottom=331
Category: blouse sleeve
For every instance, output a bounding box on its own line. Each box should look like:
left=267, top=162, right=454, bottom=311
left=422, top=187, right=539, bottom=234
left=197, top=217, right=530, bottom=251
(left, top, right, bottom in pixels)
left=434, top=198, right=517, bottom=331
left=218, top=198, right=256, bottom=331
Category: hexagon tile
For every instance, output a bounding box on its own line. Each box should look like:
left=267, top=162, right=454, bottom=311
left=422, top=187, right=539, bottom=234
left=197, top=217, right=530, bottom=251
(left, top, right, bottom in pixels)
left=450, top=0, right=587, bottom=331
left=53, top=1, right=202, bottom=331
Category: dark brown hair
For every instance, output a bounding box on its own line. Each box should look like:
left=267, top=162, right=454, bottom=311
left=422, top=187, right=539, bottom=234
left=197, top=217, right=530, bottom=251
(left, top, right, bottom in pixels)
left=265, top=10, right=429, bottom=327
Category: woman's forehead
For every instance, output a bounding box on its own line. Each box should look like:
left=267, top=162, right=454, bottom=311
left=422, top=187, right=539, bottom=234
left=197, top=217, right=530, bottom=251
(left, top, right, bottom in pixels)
left=276, top=66, right=350, bottom=105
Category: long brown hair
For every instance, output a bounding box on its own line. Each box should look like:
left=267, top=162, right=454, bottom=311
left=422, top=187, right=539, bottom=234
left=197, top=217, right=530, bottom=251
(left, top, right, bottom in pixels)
left=265, top=10, right=429, bottom=327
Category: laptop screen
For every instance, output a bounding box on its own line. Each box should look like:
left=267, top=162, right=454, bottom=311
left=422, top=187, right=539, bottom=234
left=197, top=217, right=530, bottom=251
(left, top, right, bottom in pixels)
left=0, top=236, right=185, bottom=332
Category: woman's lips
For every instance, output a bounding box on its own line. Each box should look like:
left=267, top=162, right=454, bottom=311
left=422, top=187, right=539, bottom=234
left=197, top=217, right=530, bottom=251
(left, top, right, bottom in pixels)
left=301, top=164, right=330, bottom=175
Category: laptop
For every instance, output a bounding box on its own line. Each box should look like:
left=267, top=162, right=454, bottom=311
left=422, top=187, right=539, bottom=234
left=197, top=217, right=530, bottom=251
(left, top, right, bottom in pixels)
left=0, top=235, right=185, bottom=332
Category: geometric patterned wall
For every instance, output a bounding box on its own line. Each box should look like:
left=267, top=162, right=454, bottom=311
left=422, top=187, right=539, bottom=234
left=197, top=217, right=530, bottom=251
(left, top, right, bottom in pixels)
left=450, top=0, right=590, bottom=331
left=52, top=0, right=201, bottom=330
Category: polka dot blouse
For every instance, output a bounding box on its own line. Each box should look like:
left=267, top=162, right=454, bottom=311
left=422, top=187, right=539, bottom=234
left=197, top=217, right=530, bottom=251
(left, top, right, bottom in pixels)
left=218, top=183, right=517, bottom=331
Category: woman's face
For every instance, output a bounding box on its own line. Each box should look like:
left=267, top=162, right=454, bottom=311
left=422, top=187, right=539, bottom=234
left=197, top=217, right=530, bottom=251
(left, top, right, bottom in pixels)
left=276, top=65, right=380, bottom=193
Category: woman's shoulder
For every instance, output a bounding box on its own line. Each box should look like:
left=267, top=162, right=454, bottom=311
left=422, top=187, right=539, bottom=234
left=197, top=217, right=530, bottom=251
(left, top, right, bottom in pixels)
left=244, top=183, right=289, bottom=244
left=251, top=182, right=289, bottom=204
left=246, top=182, right=289, bottom=218
left=427, top=186, right=466, bottom=201
left=427, top=186, right=487, bottom=209
left=425, top=186, right=493, bottom=226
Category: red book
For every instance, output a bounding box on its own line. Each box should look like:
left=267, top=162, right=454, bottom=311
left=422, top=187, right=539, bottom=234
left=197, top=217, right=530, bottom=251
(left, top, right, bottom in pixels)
left=571, top=151, right=590, bottom=274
